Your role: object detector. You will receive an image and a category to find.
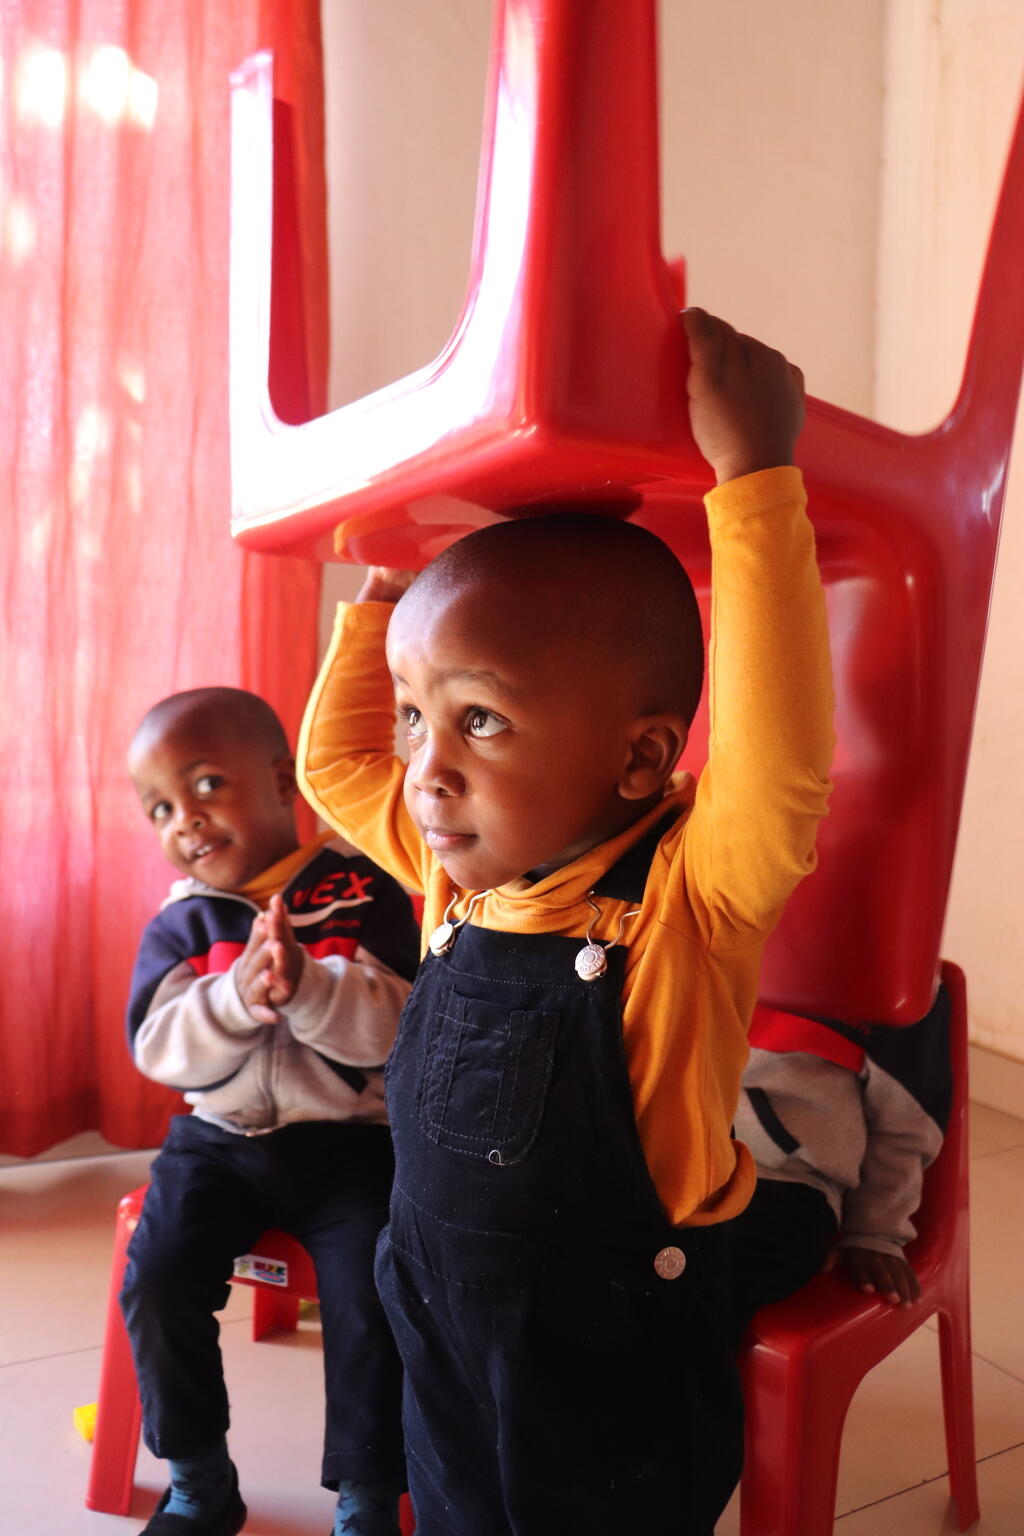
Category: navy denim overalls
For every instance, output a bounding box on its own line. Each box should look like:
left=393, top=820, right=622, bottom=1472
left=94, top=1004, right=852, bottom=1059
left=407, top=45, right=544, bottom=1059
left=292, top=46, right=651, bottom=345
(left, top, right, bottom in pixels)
left=376, top=824, right=743, bottom=1535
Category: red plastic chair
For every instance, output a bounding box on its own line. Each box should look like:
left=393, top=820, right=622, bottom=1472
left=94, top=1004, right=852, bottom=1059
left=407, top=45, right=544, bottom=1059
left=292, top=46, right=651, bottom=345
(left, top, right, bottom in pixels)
left=86, top=1184, right=415, bottom=1532
left=228, top=3, right=1024, bottom=1028
left=737, top=960, right=978, bottom=1535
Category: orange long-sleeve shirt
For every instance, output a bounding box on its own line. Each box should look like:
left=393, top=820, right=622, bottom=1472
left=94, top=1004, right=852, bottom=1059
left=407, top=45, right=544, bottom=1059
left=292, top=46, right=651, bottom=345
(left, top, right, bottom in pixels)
left=298, top=467, right=835, bottom=1225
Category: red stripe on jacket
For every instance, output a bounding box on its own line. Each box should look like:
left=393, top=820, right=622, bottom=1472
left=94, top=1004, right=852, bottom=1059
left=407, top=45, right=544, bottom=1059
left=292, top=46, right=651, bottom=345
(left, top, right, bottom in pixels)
left=187, top=935, right=359, bottom=977
left=749, top=1006, right=866, bottom=1072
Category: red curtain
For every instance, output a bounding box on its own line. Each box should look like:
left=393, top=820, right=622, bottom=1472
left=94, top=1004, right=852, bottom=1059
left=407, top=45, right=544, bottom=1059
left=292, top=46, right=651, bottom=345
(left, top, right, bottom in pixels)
left=0, top=1, right=327, bottom=1155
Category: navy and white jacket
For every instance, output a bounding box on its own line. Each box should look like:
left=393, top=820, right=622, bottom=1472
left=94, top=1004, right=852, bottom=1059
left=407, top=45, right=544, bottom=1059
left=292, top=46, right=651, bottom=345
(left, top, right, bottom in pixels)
left=734, top=984, right=951, bottom=1258
left=127, top=838, right=419, bottom=1133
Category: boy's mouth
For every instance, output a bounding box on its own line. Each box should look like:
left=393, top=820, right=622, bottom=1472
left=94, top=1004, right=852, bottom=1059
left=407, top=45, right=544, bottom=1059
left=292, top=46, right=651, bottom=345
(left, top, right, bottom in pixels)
left=422, top=826, right=475, bottom=853
left=190, top=838, right=229, bottom=864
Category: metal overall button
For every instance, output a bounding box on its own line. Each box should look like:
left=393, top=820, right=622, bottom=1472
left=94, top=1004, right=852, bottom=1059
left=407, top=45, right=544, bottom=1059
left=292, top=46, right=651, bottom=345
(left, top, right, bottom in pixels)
left=574, top=893, right=641, bottom=981
left=653, top=1245, right=687, bottom=1280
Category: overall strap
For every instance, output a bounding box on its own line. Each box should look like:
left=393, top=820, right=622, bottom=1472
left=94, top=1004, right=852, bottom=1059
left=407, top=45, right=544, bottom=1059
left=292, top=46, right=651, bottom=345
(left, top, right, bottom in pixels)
left=591, top=811, right=680, bottom=905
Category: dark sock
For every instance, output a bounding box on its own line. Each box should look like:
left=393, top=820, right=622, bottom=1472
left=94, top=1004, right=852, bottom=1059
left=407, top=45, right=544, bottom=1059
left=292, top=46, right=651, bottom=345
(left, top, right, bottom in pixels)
left=164, top=1439, right=234, bottom=1521
left=333, top=1477, right=403, bottom=1536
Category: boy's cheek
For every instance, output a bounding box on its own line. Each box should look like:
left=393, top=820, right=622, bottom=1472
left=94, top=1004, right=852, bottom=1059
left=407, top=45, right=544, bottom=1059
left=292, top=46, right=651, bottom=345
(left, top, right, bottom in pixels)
left=401, top=772, right=423, bottom=831
left=156, top=829, right=180, bottom=865
left=159, top=836, right=194, bottom=880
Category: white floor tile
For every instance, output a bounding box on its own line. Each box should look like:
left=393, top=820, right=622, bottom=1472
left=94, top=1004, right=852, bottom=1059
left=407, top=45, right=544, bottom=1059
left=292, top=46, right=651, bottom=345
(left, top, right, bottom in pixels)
left=715, top=1327, right=1024, bottom=1533
left=0, top=1152, right=157, bottom=1363
left=834, top=1441, right=1024, bottom=1535
left=969, top=1102, right=1024, bottom=1160
left=833, top=1327, right=1024, bottom=1513
left=0, top=1151, right=256, bottom=1369
left=0, top=1316, right=336, bottom=1536
left=6, top=1119, right=1024, bottom=1536
left=969, top=1146, right=1024, bottom=1383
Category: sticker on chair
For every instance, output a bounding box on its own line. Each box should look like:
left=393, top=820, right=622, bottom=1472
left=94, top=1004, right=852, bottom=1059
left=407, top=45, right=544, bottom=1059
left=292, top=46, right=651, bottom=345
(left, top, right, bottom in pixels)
left=233, top=1253, right=289, bottom=1286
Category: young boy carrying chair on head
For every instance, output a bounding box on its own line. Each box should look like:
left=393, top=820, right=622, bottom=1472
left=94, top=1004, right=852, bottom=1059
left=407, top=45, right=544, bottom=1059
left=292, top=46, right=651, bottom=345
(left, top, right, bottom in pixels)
left=297, top=308, right=836, bottom=1535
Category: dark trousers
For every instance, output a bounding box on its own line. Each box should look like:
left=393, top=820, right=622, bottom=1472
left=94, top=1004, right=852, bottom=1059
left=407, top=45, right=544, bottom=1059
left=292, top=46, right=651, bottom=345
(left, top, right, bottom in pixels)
left=378, top=1213, right=742, bottom=1536
left=120, top=1115, right=404, bottom=1488
left=726, top=1178, right=839, bottom=1345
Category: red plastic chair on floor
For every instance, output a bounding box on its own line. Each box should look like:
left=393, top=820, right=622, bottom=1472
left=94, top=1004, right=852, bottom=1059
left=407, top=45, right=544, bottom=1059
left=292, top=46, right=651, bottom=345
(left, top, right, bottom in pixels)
left=737, top=960, right=978, bottom=1535
left=86, top=1184, right=415, bottom=1532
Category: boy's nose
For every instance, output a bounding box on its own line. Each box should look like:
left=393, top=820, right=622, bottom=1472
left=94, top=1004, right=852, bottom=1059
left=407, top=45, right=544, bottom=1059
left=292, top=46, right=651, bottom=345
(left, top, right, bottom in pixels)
left=174, top=801, right=207, bottom=831
left=411, top=740, right=465, bottom=799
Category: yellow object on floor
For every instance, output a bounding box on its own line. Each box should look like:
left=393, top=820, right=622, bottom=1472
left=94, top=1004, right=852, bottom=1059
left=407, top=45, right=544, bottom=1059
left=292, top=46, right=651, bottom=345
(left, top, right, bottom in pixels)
left=73, top=1402, right=97, bottom=1443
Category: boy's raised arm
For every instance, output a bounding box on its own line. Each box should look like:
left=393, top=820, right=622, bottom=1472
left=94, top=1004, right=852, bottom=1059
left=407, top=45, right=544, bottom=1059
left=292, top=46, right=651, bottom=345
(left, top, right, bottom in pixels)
left=680, top=309, right=835, bottom=943
left=297, top=570, right=428, bottom=893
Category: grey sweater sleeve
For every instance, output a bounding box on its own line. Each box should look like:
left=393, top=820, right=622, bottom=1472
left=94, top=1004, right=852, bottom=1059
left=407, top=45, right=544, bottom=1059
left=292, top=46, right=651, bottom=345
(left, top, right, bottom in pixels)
left=737, top=988, right=951, bottom=1259
left=133, top=961, right=269, bottom=1090
left=283, top=945, right=411, bottom=1067
left=836, top=1057, right=944, bottom=1258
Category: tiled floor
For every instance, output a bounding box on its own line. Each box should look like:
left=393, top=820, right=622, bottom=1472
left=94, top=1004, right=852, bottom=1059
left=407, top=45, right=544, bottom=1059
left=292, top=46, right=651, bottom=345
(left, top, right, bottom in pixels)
left=2, top=1106, right=1023, bottom=1534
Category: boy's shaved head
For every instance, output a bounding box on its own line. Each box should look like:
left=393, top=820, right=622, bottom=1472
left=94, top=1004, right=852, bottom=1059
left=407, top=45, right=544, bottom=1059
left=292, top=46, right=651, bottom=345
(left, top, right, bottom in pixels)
left=387, top=512, right=703, bottom=890
left=402, top=513, right=704, bottom=725
left=128, top=688, right=298, bottom=890
left=130, top=687, right=290, bottom=761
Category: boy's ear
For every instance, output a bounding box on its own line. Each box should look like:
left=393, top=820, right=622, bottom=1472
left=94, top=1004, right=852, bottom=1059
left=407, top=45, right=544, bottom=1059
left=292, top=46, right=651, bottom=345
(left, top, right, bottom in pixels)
left=618, top=717, right=688, bottom=801
left=274, top=756, right=299, bottom=805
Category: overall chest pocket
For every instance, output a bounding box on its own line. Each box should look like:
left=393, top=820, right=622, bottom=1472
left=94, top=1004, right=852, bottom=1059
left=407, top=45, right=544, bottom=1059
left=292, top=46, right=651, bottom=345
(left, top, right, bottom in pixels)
left=417, top=988, right=559, bottom=1165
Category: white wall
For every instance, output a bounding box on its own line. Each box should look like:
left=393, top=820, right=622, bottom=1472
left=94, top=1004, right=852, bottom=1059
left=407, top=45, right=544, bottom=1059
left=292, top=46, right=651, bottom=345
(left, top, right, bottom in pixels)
left=658, top=0, right=885, bottom=416
left=874, top=0, right=1024, bottom=1061
left=319, top=1, right=1024, bottom=1058
left=319, top=0, right=491, bottom=633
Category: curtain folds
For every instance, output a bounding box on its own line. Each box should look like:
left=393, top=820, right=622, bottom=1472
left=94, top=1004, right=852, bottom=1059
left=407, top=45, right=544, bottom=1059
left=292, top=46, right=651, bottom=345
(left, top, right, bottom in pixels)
left=0, top=0, right=327, bottom=1155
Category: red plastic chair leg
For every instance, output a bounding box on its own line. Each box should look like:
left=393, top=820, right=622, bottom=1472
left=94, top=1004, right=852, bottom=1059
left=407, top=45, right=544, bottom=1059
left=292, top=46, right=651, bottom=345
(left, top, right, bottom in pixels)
left=251, top=1287, right=302, bottom=1340
left=937, top=1305, right=981, bottom=1530
left=86, top=1191, right=145, bottom=1515
left=739, top=1351, right=853, bottom=1536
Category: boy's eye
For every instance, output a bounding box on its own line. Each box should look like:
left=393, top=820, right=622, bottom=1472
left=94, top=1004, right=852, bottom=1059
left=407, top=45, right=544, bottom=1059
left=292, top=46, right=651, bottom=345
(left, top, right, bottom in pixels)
left=400, top=705, right=428, bottom=739
left=150, top=800, right=172, bottom=824
left=195, top=774, right=223, bottom=795
left=467, top=708, right=506, bottom=739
